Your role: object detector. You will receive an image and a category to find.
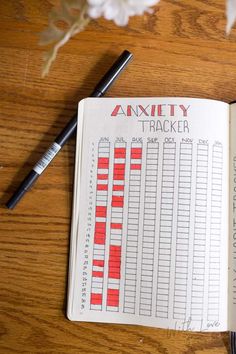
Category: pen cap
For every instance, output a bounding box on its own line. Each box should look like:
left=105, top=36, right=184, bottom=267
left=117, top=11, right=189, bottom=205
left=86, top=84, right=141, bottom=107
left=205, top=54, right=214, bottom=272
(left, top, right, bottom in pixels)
left=91, top=50, right=133, bottom=97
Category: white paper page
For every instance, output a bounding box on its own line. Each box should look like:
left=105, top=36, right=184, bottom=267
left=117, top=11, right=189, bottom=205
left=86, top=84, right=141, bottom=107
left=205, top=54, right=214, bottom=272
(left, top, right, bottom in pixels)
left=68, top=97, right=229, bottom=332
left=229, top=103, right=236, bottom=331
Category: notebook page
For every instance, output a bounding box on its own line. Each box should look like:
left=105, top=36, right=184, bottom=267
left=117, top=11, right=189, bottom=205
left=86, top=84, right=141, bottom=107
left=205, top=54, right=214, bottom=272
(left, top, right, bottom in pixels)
left=229, top=103, right=236, bottom=331
left=68, top=97, right=229, bottom=331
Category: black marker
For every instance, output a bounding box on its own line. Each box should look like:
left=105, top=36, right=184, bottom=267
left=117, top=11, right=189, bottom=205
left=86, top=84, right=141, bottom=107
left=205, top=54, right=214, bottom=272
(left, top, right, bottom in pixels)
left=6, top=50, right=133, bottom=209
left=231, top=332, right=236, bottom=354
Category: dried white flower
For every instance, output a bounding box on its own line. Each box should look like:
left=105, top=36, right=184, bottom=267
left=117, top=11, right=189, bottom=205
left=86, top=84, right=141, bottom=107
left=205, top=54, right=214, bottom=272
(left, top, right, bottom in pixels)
left=87, top=0, right=159, bottom=26
left=39, top=0, right=90, bottom=77
left=40, top=0, right=158, bottom=76
left=226, top=0, right=236, bottom=34
left=39, top=0, right=236, bottom=77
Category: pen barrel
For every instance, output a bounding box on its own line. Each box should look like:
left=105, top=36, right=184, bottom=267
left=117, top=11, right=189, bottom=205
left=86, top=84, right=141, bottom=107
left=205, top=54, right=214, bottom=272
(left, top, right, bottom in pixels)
left=6, top=170, right=39, bottom=209
left=55, top=114, right=77, bottom=147
left=6, top=50, right=133, bottom=209
left=56, top=51, right=133, bottom=146
left=6, top=141, right=62, bottom=209
left=91, top=50, right=133, bottom=97
left=231, top=332, right=236, bottom=354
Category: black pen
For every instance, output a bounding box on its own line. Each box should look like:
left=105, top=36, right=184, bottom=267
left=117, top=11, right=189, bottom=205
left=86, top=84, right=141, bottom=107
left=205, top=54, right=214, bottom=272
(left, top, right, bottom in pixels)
left=6, top=50, right=133, bottom=209
left=231, top=331, right=236, bottom=354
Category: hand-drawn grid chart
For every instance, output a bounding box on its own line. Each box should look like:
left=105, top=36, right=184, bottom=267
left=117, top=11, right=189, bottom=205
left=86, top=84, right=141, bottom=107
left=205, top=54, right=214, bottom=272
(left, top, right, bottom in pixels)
left=124, top=142, right=143, bottom=314
left=173, top=142, right=192, bottom=320
left=140, top=142, right=159, bottom=316
left=89, top=140, right=223, bottom=320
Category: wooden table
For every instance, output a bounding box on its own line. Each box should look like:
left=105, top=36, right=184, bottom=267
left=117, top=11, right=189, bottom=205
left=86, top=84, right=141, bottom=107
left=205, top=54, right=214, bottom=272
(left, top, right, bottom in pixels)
left=0, top=1, right=233, bottom=353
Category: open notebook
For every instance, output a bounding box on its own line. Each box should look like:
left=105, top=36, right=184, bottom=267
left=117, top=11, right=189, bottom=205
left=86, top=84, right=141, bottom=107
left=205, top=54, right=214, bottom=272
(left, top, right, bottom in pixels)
left=67, top=97, right=236, bottom=332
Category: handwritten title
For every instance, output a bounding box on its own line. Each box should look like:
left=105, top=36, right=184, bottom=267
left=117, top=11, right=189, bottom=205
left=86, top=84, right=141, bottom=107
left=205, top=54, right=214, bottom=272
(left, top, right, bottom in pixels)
left=111, top=104, right=190, bottom=133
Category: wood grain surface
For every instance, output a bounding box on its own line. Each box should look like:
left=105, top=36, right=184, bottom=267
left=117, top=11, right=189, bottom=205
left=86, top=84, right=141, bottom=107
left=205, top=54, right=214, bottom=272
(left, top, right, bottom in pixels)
left=0, top=0, right=234, bottom=353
